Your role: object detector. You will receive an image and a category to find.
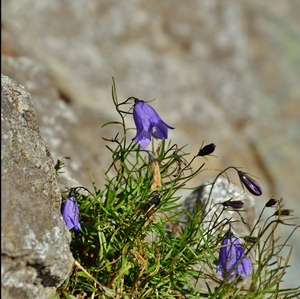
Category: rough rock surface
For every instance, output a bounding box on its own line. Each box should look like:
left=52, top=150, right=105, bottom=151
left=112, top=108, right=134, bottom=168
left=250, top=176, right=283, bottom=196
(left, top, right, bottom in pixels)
left=1, top=55, right=113, bottom=191
left=180, top=177, right=256, bottom=238
left=1, top=75, right=74, bottom=299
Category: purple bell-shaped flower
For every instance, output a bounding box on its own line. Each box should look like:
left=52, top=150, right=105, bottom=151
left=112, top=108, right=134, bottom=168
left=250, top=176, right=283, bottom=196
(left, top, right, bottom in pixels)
left=61, top=193, right=81, bottom=232
left=217, top=231, right=252, bottom=281
left=132, top=98, right=174, bottom=149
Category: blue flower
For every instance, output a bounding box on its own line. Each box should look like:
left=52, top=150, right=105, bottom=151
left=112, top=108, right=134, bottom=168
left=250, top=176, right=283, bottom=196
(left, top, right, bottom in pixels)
left=217, top=231, right=252, bottom=281
left=237, top=170, right=262, bottom=196
left=61, top=196, right=81, bottom=232
left=132, top=98, right=174, bottom=149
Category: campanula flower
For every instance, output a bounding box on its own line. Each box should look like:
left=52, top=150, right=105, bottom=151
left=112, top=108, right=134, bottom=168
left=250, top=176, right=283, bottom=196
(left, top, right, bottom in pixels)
left=197, top=143, right=216, bottom=157
left=217, top=231, right=252, bottom=281
left=61, top=195, right=81, bottom=232
left=132, top=98, right=174, bottom=149
left=237, top=170, right=262, bottom=196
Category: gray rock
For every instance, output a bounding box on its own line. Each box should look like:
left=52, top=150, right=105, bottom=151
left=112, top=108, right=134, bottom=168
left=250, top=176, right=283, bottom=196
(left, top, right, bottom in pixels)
left=1, top=55, right=113, bottom=190
left=1, top=74, right=74, bottom=299
left=180, top=177, right=256, bottom=238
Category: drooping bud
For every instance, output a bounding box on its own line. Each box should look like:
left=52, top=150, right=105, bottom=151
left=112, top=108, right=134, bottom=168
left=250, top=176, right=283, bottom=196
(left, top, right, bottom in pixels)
left=237, top=170, right=262, bottom=196
left=222, top=200, right=244, bottom=209
left=265, top=197, right=278, bottom=207
left=273, top=209, right=293, bottom=216
left=197, top=143, right=216, bottom=157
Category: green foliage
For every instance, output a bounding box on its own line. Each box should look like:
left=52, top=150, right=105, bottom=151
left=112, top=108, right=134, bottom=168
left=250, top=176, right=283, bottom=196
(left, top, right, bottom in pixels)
left=53, top=80, right=300, bottom=299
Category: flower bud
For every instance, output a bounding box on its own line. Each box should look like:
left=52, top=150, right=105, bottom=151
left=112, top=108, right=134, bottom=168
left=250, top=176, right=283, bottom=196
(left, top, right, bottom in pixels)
left=237, top=170, right=262, bottom=196
left=197, top=143, right=216, bottom=157
left=265, top=197, right=277, bottom=207
left=222, top=200, right=244, bottom=209
left=273, top=209, right=293, bottom=216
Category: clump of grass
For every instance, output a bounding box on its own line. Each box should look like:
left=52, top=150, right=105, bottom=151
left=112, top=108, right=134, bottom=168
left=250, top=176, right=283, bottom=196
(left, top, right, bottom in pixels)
left=52, top=80, right=300, bottom=299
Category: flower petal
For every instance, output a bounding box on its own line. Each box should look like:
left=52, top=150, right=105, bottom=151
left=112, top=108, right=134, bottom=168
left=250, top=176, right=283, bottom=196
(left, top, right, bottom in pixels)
left=132, top=130, right=151, bottom=149
left=151, top=121, right=169, bottom=139
left=238, top=256, right=252, bottom=277
left=133, top=103, right=151, bottom=131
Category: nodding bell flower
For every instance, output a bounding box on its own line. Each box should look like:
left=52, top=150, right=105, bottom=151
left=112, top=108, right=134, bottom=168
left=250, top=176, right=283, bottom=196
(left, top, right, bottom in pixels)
left=132, top=98, right=174, bottom=149
left=197, top=143, right=216, bottom=157
left=237, top=170, right=262, bottom=196
left=217, top=231, right=252, bottom=281
left=61, top=194, right=81, bottom=232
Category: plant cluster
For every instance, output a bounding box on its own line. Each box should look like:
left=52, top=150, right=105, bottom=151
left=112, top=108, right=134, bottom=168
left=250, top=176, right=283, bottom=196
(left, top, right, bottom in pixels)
left=52, top=80, right=299, bottom=299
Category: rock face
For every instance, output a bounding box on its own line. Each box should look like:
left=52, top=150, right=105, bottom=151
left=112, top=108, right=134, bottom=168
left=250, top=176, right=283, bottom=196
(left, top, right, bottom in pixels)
left=1, top=75, right=74, bottom=299
left=1, top=55, right=112, bottom=192
left=180, top=177, right=256, bottom=238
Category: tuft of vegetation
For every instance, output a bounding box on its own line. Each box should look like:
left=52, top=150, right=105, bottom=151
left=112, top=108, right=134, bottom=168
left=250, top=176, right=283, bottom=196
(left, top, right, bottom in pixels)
left=52, top=79, right=300, bottom=299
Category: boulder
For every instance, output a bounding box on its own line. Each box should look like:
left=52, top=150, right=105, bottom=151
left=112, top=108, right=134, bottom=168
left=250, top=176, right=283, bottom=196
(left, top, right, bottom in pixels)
left=1, top=74, right=74, bottom=299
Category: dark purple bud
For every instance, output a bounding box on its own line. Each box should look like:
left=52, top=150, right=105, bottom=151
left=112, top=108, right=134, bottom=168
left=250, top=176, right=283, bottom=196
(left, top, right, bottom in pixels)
left=222, top=200, right=244, bottom=209
left=265, top=197, right=278, bottom=207
left=197, top=143, right=216, bottom=157
left=237, top=171, right=262, bottom=196
left=216, top=231, right=252, bottom=281
left=61, top=196, right=81, bottom=231
left=273, top=209, right=293, bottom=216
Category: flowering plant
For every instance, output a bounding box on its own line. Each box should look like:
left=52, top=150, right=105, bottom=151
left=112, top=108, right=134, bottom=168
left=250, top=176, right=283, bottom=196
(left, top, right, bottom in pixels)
left=55, top=80, right=299, bottom=299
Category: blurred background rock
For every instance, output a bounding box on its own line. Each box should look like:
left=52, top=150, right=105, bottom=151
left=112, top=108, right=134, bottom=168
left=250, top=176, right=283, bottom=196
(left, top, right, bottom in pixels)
left=2, top=0, right=299, bottom=288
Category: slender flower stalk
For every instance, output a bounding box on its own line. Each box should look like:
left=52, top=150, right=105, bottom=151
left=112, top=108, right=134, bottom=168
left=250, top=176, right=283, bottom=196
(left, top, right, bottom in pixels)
left=132, top=98, right=174, bottom=149
left=217, top=231, right=252, bottom=281
left=237, top=170, right=262, bottom=196
left=61, top=193, right=81, bottom=232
